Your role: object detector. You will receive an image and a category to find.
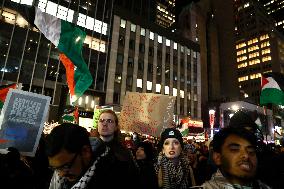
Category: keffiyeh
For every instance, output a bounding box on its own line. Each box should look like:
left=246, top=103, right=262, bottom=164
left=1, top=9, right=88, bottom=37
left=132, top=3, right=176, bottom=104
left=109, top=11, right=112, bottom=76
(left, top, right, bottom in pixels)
left=49, top=147, right=110, bottom=189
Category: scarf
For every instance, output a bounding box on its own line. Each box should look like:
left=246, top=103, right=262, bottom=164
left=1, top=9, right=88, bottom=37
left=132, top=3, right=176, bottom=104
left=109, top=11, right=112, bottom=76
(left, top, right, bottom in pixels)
left=201, top=169, right=272, bottom=189
left=49, top=147, right=110, bottom=189
left=155, top=152, right=195, bottom=189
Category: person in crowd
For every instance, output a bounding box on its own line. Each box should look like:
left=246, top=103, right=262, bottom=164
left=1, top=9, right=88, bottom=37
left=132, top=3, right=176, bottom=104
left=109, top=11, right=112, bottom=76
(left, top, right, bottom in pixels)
left=96, top=109, right=138, bottom=185
left=132, top=132, right=141, bottom=148
left=155, top=128, right=196, bottom=189
left=0, top=147, right=35, bottom=189
left=135, top=141, right=159, bottom=189
left=199, top=127, right=271, bottom=189
left=45, top=123, right=132, bottom=189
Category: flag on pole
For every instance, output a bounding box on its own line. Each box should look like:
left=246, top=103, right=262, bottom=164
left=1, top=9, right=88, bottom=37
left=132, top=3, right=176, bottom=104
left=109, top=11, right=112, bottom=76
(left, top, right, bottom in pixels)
left=260, top=72, right=284, bottom=105
left=33, top=7, right=93, bottom=103
left=0, top=83, right=17, bottom=109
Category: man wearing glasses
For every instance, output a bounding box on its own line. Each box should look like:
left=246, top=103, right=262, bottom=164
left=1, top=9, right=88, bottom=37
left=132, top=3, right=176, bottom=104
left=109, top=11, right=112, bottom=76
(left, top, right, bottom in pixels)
left=45, top=123, right=130, bottom=189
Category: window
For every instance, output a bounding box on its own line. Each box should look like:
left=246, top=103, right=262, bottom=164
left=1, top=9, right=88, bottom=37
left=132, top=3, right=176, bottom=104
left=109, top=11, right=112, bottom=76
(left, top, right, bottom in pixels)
left=118, top=35, right=125, bottom=46
left=117, top=54, right=123, bottom=64
left=130, top=24, right=136, bottom=32
left=173, top=88, right=177, bottom=96
left=156, top=84, right=161, bottom=93
left=120, top=19, right=126, bottom=28
left=140, top=28, right=145, bottom=36
left=150, top=32, right=154, bottom=40
left=147, top=81, right=152, bottom=90
left=138, top=60, right=144, bottom=70
left=128, top=57, right=134, bottom=67
left=158, top=35, right=162, bottom=43
left=137, top=79, right=142, bottom=88
left=174, top=43, right=177, bottom=50
left=129, top=39, right=135, bottom=50
left=139, top=43, right=145, bottom=53
left=165, top=86, right=169, bottom=95
left=166, top=39, right=170, bottom=47
left=148, top=64, right=153, bottom=73
left=127, top=76, right=133, bottom=87
left=149, top=47, right=153, bottom=56
left=115, top=74, right=122, bottom=83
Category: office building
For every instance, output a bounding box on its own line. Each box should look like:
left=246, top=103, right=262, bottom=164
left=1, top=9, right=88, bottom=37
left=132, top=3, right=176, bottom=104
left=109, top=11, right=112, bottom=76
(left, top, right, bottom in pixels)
left=0, top=0, right=201, bottom=121
left=260, top=0, right=284, bottom=35
left=234, top=0, right=284, bottom=104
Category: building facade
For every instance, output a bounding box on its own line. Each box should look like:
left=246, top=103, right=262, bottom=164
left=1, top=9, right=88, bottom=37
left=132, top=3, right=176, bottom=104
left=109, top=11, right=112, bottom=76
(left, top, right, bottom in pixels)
left=0, top=0, right=201, bottom=121
left=234, top=0, right=284, bottom=104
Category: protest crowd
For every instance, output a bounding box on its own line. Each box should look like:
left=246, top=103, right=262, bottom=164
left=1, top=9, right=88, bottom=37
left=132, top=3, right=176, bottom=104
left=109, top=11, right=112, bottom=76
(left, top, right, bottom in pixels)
left=0, top=108, right=284, bottom=189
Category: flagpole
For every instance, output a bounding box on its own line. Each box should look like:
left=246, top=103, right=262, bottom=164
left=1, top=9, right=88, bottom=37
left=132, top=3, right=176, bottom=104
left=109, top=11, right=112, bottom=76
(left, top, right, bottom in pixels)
left=263, top=105, right=268, bottom=143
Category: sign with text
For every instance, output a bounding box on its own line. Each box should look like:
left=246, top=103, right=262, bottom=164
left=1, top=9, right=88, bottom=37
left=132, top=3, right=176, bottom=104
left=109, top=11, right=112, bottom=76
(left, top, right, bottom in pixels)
left=0, top=89, right=50, bottom=156
left=119, top=92, right=176, bottom=137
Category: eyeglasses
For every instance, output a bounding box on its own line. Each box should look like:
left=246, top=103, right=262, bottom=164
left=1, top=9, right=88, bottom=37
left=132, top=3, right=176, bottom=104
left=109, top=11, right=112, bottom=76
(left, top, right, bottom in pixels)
left=49, top=152, right=78, bottom=172
left=99, top=118, right=115, bottom=124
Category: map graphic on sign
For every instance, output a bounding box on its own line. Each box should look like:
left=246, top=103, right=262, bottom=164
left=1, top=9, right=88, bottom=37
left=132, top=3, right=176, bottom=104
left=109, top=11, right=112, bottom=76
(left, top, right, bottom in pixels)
left=119, top=92, right=175, bottom=137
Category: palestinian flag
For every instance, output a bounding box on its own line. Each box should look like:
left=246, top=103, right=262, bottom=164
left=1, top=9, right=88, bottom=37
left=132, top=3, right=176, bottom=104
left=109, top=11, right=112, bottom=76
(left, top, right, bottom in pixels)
left=6, top=1, right=93, bottom=103
left=260, top=72, right=284, bottom=105
left=0, top=83, right=17, bottom=109
left=34, top=8, right=93, bottom=102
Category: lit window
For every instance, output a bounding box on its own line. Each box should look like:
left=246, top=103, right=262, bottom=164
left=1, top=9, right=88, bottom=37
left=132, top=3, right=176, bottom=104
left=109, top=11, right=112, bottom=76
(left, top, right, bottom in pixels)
left=165, top=86, right=169, bottom=95
left=77, top=13, right=87, bottom=27
left=46, top=1, right=58, bottom=16
left=158, top=35, right=162, bottom=43
left=187, top=49, right=190, bottom=55
left=150, top=32, right=154, bottom=40
left=85, top=16, right=95, bottom=30
left=13, top=0, right=33, bottom=6
left=156, top=84, right=161, bottom=93
left=174, top=43, right=177, bottom=50
left=180, top=90, right=184, bottom=98
left=173, top=88, right=177, bottom=96
left=166, top=39, right=170, bottom=46
left=147, top=81, right=152, bottom=90
left=130, top=24, right=136, bottom=32
left=137, top=79, right=142, bottom=88
left=120, top=19, right=126, bottom=28
left=140, top=28, right=145, bottom=36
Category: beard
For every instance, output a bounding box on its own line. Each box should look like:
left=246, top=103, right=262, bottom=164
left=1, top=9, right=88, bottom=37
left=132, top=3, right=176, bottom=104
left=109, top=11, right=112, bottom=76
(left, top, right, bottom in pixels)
left=220, top=155, right=256, bottom=184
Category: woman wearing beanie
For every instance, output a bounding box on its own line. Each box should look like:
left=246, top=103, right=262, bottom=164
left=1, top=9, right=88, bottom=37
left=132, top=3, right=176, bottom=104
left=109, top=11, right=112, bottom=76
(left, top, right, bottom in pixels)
left=155, top=128, right=196, bottom=189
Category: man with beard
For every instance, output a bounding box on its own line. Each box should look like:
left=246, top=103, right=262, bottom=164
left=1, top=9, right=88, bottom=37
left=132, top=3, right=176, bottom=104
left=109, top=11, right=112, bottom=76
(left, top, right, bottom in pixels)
left=45, top=123, right=130, bottom=189
left=199, top=127, right=271, bottom=189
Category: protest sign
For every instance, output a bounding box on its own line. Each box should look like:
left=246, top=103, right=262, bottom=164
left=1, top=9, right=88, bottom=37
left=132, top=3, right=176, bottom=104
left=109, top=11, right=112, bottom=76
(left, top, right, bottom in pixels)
left=0, top=89, right=50, bottom=156
left=119, top=92, right=176, bottom=137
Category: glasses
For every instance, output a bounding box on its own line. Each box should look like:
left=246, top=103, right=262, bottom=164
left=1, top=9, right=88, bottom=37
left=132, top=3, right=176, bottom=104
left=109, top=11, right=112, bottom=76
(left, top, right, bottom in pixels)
left=49, top=152, right=78, bottom=172
left=99, top=118, right=115, bottom=124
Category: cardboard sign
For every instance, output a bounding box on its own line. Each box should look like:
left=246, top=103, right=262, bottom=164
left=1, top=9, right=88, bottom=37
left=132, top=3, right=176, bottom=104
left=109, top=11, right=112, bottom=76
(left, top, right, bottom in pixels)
left=0, top=89, right=50, bottom=156
left=119, top=92, right=175, bottom=137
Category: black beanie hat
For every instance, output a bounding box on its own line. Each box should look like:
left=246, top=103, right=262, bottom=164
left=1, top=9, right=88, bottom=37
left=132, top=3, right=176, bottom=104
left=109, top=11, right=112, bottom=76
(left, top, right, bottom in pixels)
left=159, top=128, right=184, bottom=150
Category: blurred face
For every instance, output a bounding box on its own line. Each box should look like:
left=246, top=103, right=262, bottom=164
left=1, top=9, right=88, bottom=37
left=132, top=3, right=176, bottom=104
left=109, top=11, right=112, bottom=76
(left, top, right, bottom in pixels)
left=213, top=134, right=257, bottom=185
left=136, top=147, right=146, bottom=160
left=48, top=148, right=91, bottom=182
left=162, top=138, right=182, bottom=159
left=98, top=113, right=117, bottom=138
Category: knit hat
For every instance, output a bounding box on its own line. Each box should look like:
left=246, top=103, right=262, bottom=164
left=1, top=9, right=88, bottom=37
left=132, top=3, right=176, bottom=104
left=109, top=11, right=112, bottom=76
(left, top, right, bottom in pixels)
left=159, top=128, right=184, bottom=150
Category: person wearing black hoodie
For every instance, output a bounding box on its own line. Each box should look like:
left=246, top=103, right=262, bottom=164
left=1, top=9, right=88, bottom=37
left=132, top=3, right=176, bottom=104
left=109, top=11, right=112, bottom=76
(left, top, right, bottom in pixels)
left=135, top=141, right=159, bottom=189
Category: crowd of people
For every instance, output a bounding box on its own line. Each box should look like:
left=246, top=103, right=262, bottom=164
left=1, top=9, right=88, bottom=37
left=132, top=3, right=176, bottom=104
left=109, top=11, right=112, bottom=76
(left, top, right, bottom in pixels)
left=0, top=109, right=284, bottom=189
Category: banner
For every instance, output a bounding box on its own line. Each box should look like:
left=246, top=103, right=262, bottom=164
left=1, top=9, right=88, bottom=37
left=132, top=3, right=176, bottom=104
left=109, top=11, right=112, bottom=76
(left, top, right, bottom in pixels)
left=0, top=89, right=50, bottom=156
left=119, top=92, right=176, bottom=137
